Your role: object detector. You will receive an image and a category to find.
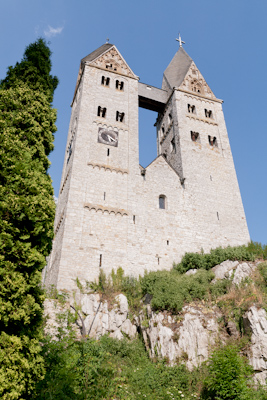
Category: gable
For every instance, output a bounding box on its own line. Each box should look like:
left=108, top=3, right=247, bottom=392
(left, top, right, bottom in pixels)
left=179, top=62, right=216, bottom=99
left=144, top=155, right=181, bottom=180
left=88, top=46, right=137, bottom=79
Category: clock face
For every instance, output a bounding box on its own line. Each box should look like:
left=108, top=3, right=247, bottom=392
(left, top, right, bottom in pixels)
left=98, top=128, right=118, bottom=147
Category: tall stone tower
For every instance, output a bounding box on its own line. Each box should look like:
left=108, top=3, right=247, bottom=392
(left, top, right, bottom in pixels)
left=44, top=42, right=250, bottom=291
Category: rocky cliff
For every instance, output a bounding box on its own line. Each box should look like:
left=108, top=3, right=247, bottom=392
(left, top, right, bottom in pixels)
left=44, top=259, right=267, bottom=385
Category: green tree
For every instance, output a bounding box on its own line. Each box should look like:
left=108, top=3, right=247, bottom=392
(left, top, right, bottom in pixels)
left=1, top=38, right=58, bottom=102
left=0, top=39, right=58, bottom=399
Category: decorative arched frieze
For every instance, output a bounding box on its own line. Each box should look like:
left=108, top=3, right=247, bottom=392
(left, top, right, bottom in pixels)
left=84, top=203, right=128, bottom=216
left=87, top=162, right=128, bottom=174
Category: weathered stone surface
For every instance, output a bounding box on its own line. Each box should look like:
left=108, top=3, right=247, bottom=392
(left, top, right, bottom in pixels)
left=244, top=306, right=267, bottom=372
left=227, top=320, right=239, bottom=339
left=232, top=262, right=255, bottom=285
left=121, top=319, right=137, bottom=339
left=254, top=371, right=267, bottom=386
left=141, top=305, right=222, bottom=370
left=44, top=293, right=136, bottom=341
left=185, top=269, right=198, bottom=276
left=212, top=260, right=239, bottom=280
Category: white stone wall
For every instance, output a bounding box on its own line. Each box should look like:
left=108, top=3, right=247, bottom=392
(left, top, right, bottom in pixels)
left=45, top=49, right=250, bottom=292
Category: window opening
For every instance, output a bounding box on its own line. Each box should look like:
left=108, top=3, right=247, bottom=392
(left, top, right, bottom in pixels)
left=159, top=195, right=166, bottom=209
left=99, top=254, right=102, bottom=267
left=168, top=113, right=172, bottom=124
left=188, top=104, right=196, bottom=114
left=205, top=109, right=213, bottom=118
left=116, top=111, right=125, bottom=122
left=191, top=131, right=199, bottom=142
left=208, top=135, right=217, bottom=147
left=158, top=257, right=160, bottom=265
left=101, top=76, right=110, bottom=86
left=97, top=106, right=106, bottom=118
left=170, top=137, right=176, bottom=153
left=217, top=212, right=219, bottom=220
left=106, top=63, right=117, bottom=71
left=107, top=149, right=110, bottom=156
left=210, top=175, right=212, bottom=181
left=133, top=215, right=135, bottom=224
left=167, top=240, right=169, bottom=245
left=116, top=80, right=124, bottom=90
left=104, top=192, right=106, bottom=200
left=191, top=80, right=202, bottom=93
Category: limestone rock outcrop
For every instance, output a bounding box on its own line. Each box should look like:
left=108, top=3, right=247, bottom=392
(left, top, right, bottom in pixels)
left=211, top=260, right=255, bottom=284
left=243, top=306, right=267, bottom=384
left=44, top=260, right=267, bottom=384
left=44, top=293, right=137, bottom=340
left=139, top=304, right=223, bottom=370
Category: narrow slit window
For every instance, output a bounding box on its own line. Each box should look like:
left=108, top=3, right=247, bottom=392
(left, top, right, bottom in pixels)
left=167, top=240, right=169, bottom=245
left=133, top=215, right=135, bottom=224
left=107, top=149, right=110, bottom=156
left=170, top=137, right=176, bottom=153
left=159, top=195, right=166, bottom=209
left=104, top=192, right=106, bottom=200
left=99, top=254, right=102, bottom=267
left=217, top=212, right=219, bottom=220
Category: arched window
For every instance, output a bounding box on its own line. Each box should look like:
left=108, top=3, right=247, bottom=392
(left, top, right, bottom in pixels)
left=159, top=195, right=166, bottom=209
left=191, top=80, right=202, bottom=94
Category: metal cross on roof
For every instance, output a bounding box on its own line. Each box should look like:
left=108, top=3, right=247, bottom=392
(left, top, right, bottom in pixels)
left=106, top=38, right=109, bottom=43
left=176, top=33, right=185, bottom=48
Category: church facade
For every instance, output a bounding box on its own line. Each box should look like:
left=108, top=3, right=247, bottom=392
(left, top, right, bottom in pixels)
left=44, top=42, right=250, bottom=291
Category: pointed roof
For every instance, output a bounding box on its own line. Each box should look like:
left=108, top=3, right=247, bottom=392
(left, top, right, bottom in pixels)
left=163, top=47, right=192, bottom=90
left=81, top=43, right=114, bottom=63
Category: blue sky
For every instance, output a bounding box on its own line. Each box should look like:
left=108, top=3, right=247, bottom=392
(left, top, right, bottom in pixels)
left=1, top=0, right=266, bottom=244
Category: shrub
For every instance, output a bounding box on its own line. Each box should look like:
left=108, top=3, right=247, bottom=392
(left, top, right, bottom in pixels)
left=174, top=245, right=255, bottom=274
left=246, top=241, right=267, bottom=260
left=141, top=269, right=215, bottom=312
left=201, top=344, right=254, bottom=400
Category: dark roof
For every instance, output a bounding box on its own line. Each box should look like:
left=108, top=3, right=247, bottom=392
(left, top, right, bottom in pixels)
left=81, top=43, right=114, bottom=63
left=163, top=47, right=192, bottom=89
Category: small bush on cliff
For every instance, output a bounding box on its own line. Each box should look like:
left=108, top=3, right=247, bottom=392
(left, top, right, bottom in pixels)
left=174, top=245, right=255, bottom=274
left=141, top=269, right=230, bottom=313
left=201, top=344, right=254, bottom=400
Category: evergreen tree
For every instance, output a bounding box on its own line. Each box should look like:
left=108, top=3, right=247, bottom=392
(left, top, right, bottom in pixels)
left=0, top=38, right=58, bottom=400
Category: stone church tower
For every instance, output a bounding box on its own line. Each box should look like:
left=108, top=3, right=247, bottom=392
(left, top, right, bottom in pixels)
left=44, top=42, right=250, bottom=291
